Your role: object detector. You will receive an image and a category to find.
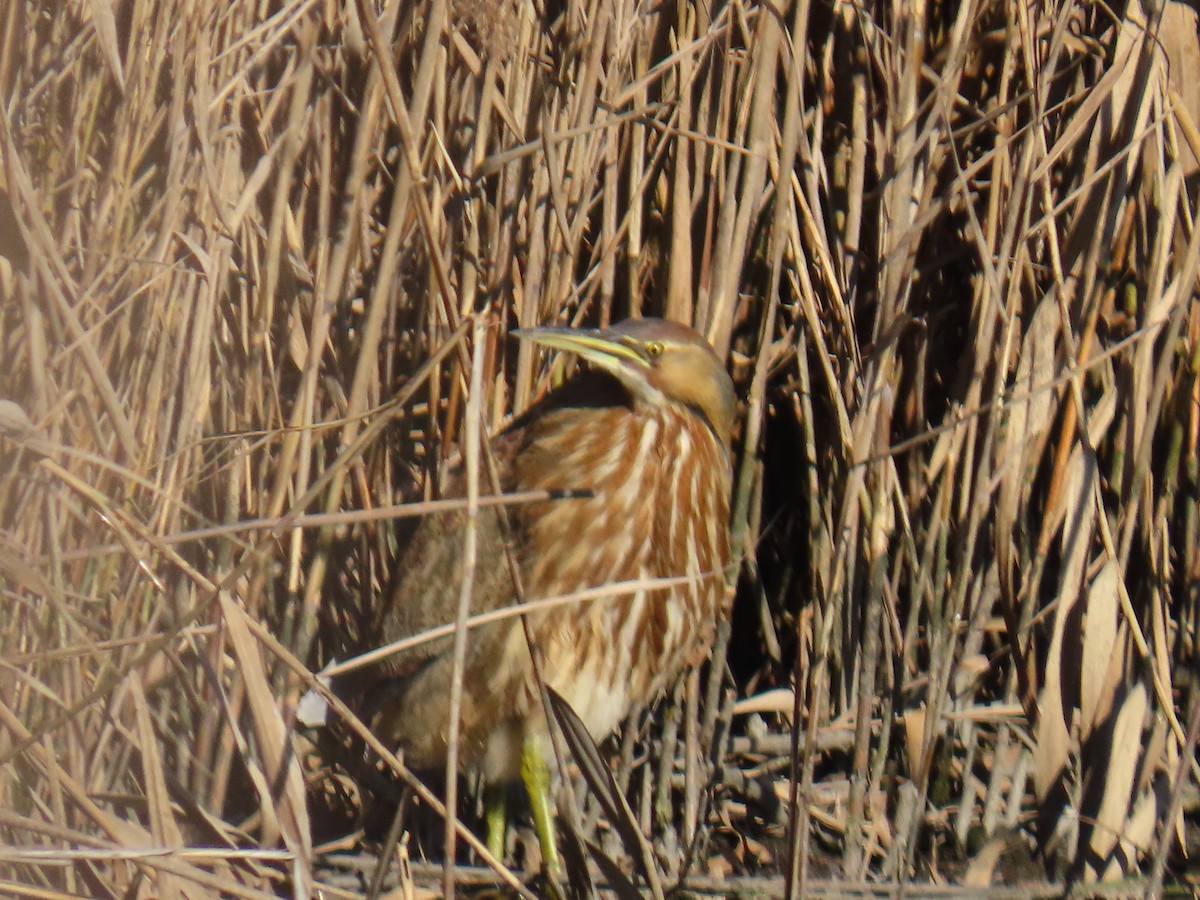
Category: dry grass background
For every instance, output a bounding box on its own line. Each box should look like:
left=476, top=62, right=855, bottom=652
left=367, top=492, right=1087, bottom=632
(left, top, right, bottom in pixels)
left=2, top=0, right=1200, bottom=896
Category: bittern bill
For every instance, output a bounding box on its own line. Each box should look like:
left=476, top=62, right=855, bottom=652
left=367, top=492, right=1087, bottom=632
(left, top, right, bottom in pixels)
left=366, top=317, right=734, bottom=872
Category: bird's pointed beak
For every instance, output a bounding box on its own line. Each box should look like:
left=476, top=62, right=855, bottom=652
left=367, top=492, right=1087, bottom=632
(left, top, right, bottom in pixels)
left=512, top=325, right=648, bottom=375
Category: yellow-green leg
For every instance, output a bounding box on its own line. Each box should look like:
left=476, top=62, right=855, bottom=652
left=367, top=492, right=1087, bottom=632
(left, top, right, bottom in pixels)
left=520, top=735, right=561, bottom=876
left=484, top=782, right=507, bottom=862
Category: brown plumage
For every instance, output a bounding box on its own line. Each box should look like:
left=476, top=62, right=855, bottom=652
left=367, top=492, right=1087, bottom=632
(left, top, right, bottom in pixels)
left=366, top=318, right=734, bottom=856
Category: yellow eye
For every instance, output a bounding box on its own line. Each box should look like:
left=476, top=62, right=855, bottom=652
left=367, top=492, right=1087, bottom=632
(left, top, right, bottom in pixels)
left=646, top=341, right=665, bottom=358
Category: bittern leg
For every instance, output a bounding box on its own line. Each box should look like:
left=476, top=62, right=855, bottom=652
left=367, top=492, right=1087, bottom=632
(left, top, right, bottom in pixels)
left=484, top=781, right=507, bottom=862
left=519, top=735, right=561, bottom=876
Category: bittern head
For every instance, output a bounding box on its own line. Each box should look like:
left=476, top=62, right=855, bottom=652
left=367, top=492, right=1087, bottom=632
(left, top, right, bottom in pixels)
left=515, top=318, right=736, bottom=449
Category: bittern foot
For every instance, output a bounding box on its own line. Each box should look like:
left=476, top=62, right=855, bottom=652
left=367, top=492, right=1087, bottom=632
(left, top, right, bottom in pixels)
left=527, top=868, right=568, bottom=900
left=519, top=735, right=562, bottom=879
left=484, top=781, right=508, bottom=862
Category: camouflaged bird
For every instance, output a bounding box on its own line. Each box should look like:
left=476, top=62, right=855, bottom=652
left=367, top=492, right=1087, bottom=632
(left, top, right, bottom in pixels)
left=365, top=318, right=735, bottom=871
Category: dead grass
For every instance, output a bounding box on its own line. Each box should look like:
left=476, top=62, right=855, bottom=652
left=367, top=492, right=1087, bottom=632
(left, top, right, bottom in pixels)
left=1, top=0, right=1199, bottom=896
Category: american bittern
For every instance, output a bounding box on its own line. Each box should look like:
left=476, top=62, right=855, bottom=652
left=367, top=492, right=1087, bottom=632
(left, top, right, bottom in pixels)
left=367, top=317, right=734, bottom=872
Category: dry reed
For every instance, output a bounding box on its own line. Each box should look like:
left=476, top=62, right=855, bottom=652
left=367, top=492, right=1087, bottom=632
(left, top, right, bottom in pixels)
left=1, top=0, right=1198, bottom=896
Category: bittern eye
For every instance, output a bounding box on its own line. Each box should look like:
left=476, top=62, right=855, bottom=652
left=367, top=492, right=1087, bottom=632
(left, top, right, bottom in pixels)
left=645, top=340, right=665, bottom=358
